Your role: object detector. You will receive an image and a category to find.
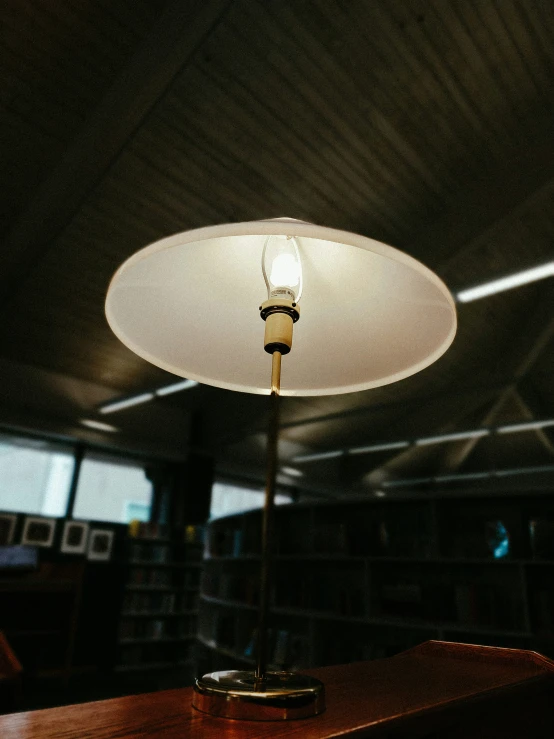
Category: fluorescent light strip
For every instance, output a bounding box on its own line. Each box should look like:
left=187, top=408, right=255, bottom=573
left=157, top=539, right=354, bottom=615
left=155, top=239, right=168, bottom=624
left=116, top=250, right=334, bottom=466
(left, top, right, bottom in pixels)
left=293, top=450, right=344, bottom=463
left=383, top=464, right=554, bottom=488
left=456, top=260, right=554, bottom=303
left=382, top=476, right=433, bottom=488
left=415, top=429, right=489, bottom=446
left=80, top=419, right=119, bottom=433
left=287, top=418, right=554, bottom=465
left=156, top=379, right=198, bottom=396
left=434, top=471, right=489, bottom=483
left=99, top=392, right=154, bottom=414
left=99, top=378, right=198, bottom=414
left=497, top=419, right=554, bottom=434
left=281, top=466, right=304, bottom=478
left=349, top=440, right=410, bottom=455
left=494, top=464, right=554, bottom=478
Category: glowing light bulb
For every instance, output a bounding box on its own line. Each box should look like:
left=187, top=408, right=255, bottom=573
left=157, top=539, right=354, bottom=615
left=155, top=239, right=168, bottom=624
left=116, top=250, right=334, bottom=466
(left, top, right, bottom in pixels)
left=270, top=253, right=301, bottom=289
left=262, top=235, right=303, bottom=302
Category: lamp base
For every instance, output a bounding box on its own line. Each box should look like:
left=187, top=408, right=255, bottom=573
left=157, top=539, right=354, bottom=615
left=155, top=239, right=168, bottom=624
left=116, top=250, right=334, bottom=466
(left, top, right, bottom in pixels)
left=192, top=670, right=325, bottom=721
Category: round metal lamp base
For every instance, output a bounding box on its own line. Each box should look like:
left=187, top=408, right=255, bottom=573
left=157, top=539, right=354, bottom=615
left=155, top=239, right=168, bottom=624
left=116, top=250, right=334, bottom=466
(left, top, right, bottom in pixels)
left=192, top=670, right=325, bottom=721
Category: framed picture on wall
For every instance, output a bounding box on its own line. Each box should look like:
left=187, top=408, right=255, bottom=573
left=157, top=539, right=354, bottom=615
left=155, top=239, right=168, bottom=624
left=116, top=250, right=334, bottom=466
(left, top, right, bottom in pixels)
left=0, top=514, right=17, bottom=546
left=21, top=516, right=56, bottom=548
left=60, top=521, right=89, bottom=555
left=87, top=529, right=114, bottom=562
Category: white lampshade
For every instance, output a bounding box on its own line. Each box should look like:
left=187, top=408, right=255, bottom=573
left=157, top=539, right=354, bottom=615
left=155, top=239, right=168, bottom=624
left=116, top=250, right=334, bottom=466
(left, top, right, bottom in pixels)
left=106, top=218, right=456, bottom=396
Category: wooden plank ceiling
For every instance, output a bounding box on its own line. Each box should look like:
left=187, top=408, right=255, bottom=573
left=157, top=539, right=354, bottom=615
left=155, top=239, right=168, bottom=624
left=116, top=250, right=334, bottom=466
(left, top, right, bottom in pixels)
left=0, top=0, right=553, bottom=493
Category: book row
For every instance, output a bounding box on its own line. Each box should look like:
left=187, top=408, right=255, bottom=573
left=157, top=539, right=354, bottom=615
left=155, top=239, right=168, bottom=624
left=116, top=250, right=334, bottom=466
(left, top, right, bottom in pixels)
left=201, top=563, right=526, bottom=630
left=128, top=522, right=169, bottom=540
left=122, top=590, right=199, bottom=614
left=128, top=542, right=171, bottom=563
left=119, top=614, right=197, bottom=640
left=118, top=640, right=194, bottom=667
left=206, top=503, right=554, bottom=562
left=198, top=608, right=310, bottom=669
left=127, top=566, right=200, bottom=589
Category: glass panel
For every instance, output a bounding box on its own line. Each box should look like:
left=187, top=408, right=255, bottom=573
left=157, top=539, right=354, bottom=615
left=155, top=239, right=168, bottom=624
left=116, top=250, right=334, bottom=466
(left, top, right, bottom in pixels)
left=73, top=453, right=153, bottom=524
left=0, top=434, right=74, bottom=517
left=210, top=481, right=291, bottom=519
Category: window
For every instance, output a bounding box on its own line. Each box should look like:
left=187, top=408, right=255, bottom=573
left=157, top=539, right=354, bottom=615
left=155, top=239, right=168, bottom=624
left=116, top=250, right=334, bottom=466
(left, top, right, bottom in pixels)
left=210, top=481, right=291, bottom=519
left=0, top=434, right=74, bottom=517
left=73, top=452, right=153, bottom=524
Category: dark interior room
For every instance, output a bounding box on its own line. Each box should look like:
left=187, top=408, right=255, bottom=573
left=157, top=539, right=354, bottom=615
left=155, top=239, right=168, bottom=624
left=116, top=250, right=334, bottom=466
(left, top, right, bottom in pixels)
left=1, top=1, right=554, bottom=737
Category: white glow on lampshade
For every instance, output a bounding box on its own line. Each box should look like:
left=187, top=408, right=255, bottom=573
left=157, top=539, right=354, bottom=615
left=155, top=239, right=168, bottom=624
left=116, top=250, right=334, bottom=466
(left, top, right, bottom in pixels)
left=105, top=218, right=457, bottom=396
left=262, top=235, right=303, bottom=301
left=456, top=261, right=554, bottom=303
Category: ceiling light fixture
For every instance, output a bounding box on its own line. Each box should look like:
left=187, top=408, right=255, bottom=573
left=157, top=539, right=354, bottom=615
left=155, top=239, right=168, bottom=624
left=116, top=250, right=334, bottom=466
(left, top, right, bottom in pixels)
left=383, top=464, right=554, bottom=488
left=293, top=417, right=554, bottom=462
left=292, top=441, right=410, bottom=462
left=383, top=475, right=434, bottom=488
left=433, top=471, right=490, bottom=483
left=98, top=392, right=154, bottom=414
left=292, top=450, right=345, bottom=463
left=349, top=440, right=410, bottom=455
left=80, top=419, right=119, bottom=433
left=280, top=466, right=304, bottom=477
left=456, top=260, right=554, bottom=303
left=98, top=379, right=198, bottom=414
left=156, top=379, right=199, bottom=396
left=105, top=217, right=456, bottom=720
left=496, top=419, right=554, bottom=434
left=494, top=464, right=554, bottom=478
left=415, top=429, right=489, bottom=446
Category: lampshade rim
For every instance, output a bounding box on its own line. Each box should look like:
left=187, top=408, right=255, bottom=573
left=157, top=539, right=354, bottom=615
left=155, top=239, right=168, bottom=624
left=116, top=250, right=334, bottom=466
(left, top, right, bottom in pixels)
left=105, top=306, right=457, bottom=397
left=105, top=218, right=457, bottom=396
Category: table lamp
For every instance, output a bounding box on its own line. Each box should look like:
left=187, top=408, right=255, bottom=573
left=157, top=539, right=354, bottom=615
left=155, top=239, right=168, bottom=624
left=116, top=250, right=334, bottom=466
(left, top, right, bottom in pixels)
left=105, top=217, right=456, bottom=720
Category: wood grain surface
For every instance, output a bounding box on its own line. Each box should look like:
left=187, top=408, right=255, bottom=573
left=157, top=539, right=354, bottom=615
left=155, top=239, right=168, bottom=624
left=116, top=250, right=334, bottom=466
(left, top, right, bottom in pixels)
left=1, top=641, right=553, bottom=739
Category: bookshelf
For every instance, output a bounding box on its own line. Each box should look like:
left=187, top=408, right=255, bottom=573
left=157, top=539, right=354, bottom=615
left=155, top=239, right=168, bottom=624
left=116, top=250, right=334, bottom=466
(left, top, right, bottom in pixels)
left=198, top=494, right=554, bottom=673
left=0, top=562, right=84, bottom=691
left=116, top=523, right=204, bottom=675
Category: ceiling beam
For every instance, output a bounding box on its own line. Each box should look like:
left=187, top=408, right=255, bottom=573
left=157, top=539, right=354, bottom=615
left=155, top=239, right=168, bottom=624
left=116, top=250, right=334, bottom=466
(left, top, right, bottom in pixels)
left=279, top=381, right=510, bottom=434
left=368, top=389, right=499, bottom=480
left=426, top=288, right=554, bottom=473
left=407, top=122, right=554, bottom=274
left=510, top=293, right=554, bottom=383
left=0, top=0, right=232, bottom=309
left=439, top=388, right=516, bottom=474
left=513, top=387, right=554, bottom=456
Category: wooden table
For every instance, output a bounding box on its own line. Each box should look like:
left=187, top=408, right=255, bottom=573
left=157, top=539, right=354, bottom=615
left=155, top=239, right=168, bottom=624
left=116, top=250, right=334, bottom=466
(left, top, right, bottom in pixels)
left=1, top=641, right=554, bottom=738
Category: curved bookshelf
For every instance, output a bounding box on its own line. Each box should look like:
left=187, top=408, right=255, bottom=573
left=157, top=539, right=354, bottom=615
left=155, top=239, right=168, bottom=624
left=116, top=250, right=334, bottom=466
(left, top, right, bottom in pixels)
left=198, top=494, right=554, bottom=672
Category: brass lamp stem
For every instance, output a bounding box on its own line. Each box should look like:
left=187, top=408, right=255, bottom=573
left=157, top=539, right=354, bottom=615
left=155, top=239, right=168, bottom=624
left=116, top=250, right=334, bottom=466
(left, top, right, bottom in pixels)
left=192, top=290, right=324, bottom=721
left=255, top=350, right=282, bottom=681
left=192, top=336, right=325, bottom=720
